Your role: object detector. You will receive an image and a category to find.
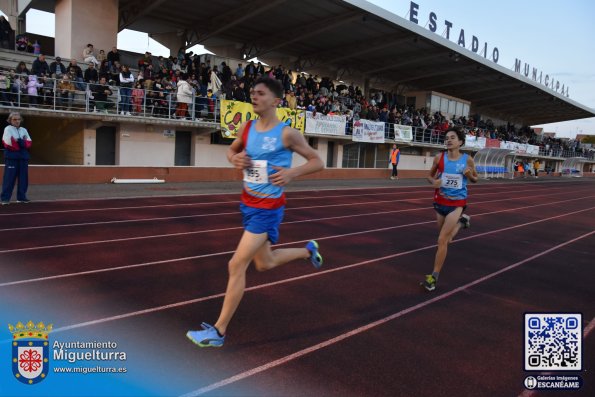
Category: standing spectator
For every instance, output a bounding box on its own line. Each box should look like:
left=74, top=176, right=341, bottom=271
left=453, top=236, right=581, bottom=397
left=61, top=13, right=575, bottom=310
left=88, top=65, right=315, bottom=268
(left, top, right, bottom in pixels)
left=235, top=63, right=244, bottom=78
left=221, top=62, right=232, bottom=84
left=119, top=65, right=134, bottom=115
left=209, top=68, right=222, bottom=95
left=232, top=81, right=247, bottom=102
left=142, top=64, right=155, bottom=90
left=26, top=75, right=43, bottom=107
left=1, top=112, right=32, bottom=204
left=138, top=51, right=152, bottom=71
left=175, top=73, right=193, bottom=119
left=131, top=82, right=144, bottom=114
left=107, top=46, right=120, bottom=67
left=31, top=54, right=50, bottom=77
left=0, top=15, right=13, bottom=49
left=83, top=44, right=100, bottom=66
left=389, top=144, right=400, bottom=180
left=533, top=159, right=540, bottom=178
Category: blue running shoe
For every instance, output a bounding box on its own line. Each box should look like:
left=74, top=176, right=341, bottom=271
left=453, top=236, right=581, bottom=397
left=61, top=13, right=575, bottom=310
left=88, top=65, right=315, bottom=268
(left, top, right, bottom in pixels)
left=186, top=322, right=225, bottom=347
left=306, top=240, right=323, bottom=269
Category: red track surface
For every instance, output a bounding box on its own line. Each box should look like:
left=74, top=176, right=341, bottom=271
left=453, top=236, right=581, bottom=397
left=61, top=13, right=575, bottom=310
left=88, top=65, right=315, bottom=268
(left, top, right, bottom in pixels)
left=1, top=179, right=594, bottom=396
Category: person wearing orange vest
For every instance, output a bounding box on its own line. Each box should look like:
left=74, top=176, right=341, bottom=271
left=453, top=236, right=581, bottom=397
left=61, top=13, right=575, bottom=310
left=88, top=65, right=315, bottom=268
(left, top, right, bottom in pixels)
left=389, top=144, right=400, bottom=180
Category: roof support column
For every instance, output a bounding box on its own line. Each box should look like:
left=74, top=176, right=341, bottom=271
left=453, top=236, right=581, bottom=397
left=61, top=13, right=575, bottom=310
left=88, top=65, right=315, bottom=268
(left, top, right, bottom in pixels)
left=55, top=0, right=118, bottom=60
left=364, top=77, right=370, bottom=97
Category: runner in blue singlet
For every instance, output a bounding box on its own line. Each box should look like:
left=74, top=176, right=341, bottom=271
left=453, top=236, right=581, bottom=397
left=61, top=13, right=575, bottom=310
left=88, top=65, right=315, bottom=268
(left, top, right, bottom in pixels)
left=186, top=77, right=325, bottom=347
left=421, top=127, right=478, bottom=291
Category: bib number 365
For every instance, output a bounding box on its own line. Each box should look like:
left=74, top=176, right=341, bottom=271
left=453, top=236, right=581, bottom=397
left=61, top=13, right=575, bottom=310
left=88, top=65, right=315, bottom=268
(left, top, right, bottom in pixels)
left=243, top=160, right=268, bottom=184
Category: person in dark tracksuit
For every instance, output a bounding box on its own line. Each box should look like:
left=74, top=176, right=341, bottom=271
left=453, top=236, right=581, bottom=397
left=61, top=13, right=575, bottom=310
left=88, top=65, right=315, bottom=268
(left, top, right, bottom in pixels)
left=2, top=112, right=32, bottom=204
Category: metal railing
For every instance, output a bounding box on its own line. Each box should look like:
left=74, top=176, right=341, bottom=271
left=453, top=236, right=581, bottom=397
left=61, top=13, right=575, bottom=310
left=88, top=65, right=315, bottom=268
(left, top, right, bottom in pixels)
left=0, top=70, right=222, bottom=123
left=1, top=70, right=593, bottom=160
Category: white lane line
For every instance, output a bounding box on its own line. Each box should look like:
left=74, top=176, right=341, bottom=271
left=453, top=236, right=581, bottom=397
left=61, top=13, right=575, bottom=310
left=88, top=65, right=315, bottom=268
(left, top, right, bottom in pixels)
left=17, top=206, right=590, bottom=337
left=0, top=185, right=561, bottom=231
left=181, top=230, right=595, bottom=397
left=0, top=181, right=558, bottom=217
left=1, top=191, right=591, bottom=255
left=0, top=190, right=589, bottom=254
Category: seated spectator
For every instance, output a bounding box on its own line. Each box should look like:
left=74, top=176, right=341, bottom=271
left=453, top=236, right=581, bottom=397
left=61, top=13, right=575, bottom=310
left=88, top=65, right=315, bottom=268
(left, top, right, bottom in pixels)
left=83, top=43, right=100, bottom=67
left=97, top=49, right=107, bottom=63
left=57, top=74, right=75, bottom=110
left=31, top=54, right=50, bottom=77
left=98, top=60, right=110, bottom=80
left=84, top=62, right=98, bottom=83
left=50, top=57, right=67, bottom=78
left=15, top=61, right=29, bottom=76
left=67, top=59, right=85, bottom=90
left=90, top=76, right=113, bottom=112
left=109, top=61, right=121, bottom=85
left=40, top=74, right=54, bottom=107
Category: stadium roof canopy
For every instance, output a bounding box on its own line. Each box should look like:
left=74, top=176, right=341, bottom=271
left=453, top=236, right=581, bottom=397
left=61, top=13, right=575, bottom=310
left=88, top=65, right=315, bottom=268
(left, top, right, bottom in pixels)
left=30, top=0, right=595, bottom=126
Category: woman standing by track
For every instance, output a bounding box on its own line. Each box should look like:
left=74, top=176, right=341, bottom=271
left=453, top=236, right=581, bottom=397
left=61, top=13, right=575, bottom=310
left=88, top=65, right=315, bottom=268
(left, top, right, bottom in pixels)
left=421, top=127, right=478, bottom=291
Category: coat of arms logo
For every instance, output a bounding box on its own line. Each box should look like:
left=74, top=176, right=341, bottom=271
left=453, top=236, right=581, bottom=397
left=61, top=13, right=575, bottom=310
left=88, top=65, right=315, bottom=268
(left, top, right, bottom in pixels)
left=9, top=321, right=52, bottom=385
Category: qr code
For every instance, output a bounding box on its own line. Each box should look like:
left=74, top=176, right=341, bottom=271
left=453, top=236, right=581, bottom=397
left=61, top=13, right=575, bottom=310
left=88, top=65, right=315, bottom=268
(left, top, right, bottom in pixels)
left=524, top=313, right=582, bottom=371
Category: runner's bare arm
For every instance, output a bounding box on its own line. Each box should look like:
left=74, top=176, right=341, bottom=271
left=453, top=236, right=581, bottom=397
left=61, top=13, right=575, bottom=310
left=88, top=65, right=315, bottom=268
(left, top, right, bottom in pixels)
left=427, top=154, right=442, bottom=188
left=270, top=127, right=324, bottom=186
left=464, top=156, right=479, bottom=183
left=226, top=122, right=252, bottom=170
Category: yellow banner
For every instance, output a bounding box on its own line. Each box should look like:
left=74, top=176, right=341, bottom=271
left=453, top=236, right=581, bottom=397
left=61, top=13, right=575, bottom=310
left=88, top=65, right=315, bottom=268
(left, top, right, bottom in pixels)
left=220, top=100, right=305, bottom=138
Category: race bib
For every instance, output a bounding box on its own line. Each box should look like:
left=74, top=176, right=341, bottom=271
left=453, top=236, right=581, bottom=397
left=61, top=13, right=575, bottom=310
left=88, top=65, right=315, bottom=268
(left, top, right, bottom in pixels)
left=441, top=173, right=463, bottom=189
left=243, top=160, right=268, bottom=184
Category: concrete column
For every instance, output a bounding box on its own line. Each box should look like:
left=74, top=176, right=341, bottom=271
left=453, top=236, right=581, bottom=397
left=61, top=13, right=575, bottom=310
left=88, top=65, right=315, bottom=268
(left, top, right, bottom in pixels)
left=54, top=0, right=118, bottom=60
left=149, top=31, right=185, bottom=57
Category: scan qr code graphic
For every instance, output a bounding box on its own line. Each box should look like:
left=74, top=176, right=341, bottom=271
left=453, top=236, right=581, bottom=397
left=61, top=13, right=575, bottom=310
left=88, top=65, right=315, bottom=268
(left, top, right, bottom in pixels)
left=524, top=313, right=582, bottom=371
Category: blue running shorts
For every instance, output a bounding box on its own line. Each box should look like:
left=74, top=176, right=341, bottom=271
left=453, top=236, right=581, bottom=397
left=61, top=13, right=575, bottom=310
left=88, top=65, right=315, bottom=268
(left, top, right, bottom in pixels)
left=433, top=202, right=467, bottom=217
left=240, top=203, right=285, bottom=244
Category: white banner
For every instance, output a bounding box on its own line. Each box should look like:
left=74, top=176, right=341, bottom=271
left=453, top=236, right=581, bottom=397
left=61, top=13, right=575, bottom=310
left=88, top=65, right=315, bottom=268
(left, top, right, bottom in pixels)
left=305, top=111, right=346, bottom=136
left=352, top=119, right=385, bottom=143
left=526, top=144, right=539, bottom=155
left=465, top=135, right=486, bottom=149
left=393, top=124, right=413, bottom=141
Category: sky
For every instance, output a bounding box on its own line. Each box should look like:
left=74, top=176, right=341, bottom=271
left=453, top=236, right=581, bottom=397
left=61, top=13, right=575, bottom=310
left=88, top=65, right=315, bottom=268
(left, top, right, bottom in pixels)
left=8, top=0, right=595, bottom=138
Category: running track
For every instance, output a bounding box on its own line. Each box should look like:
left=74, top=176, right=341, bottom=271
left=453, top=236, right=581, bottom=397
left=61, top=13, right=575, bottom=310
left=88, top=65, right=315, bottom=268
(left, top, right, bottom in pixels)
left=0, top=179, right=593, bottom=396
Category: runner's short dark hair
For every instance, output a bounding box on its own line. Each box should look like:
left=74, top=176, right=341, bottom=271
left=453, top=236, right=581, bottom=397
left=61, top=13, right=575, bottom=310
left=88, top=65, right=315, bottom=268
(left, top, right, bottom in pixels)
left=445, top=126, right=465, bottom=146
left=253, top=77, right=284, bottom=99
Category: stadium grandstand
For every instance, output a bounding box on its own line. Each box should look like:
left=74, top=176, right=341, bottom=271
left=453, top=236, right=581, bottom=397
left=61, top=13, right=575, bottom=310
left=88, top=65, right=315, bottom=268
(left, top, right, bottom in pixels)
left=0, top=0, right=594, bottom=184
